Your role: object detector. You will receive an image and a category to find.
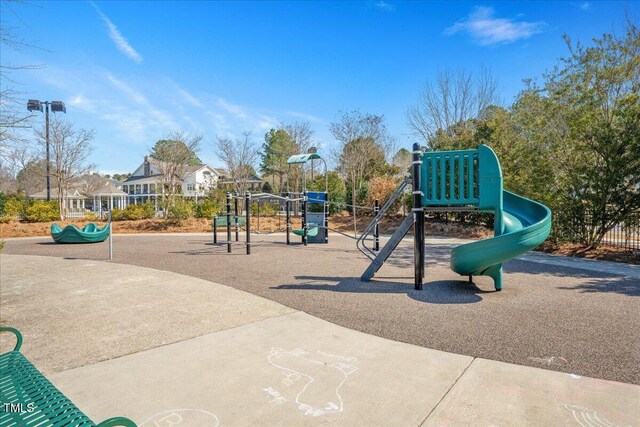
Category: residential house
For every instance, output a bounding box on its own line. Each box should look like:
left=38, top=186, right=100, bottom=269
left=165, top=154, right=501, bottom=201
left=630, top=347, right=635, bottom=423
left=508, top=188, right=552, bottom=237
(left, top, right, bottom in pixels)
left=30, top=175, right=128, bottom=218
left=215, top=168, right=263, bottom=193
left=119, top=156, right=220, bottom=211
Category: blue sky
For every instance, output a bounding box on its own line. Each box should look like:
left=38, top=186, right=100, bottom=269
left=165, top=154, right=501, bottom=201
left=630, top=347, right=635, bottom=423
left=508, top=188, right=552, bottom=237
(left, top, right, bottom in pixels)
left=2, top=0, right=636, bottom=174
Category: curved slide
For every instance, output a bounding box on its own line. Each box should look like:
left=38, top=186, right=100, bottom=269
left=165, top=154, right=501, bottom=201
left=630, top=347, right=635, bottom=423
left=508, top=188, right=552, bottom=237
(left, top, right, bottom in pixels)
left=450, top=191, right=552, bottom=290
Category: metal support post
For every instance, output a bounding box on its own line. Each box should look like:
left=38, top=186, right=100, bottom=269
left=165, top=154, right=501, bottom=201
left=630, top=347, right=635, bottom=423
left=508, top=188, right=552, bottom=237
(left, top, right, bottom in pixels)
left=374, top=199, right=380, bottom=251
left=324, top=191, right=329, bottom=244
left=213, top=215, right=217, bottom=244
left=234, top=191, right=239, bottom=242
left=245, top=193, right=251, bottom=255
left=412, top=143, right=425, bottom=290
left=226, top=192, right=232, bottom=253
left=45, top=104, right=51, bottom=201
left=286, top=198, right=291, bottom=245
left=302, top=191, right=307, bottom=246
left=108, top=210, right=113, bottom=260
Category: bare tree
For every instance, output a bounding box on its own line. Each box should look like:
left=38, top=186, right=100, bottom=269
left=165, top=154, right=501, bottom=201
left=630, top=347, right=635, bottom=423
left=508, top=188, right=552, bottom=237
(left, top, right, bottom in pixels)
left=392, top=148, right=412, bottom=177
left=214, top=131, right=259, bottom=194
left=330, top=110, right=394, bottom=236
left=280, top=121, right=315, bottom=192
left=281, top=121, right=314, bottom=154
left=0, top=159, right=17, bottom=193
left=36, top=118, right=95, bottom=219
left=150, top=130, right=202, bottom=211
left=407, top=66, right=500, bottom=147
left=0, top=1, right=45, bottom=163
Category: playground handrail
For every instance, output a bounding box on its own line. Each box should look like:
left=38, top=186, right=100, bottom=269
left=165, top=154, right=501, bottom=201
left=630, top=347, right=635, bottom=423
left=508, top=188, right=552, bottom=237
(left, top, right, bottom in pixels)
left=356, top=178, right=412, bottom=261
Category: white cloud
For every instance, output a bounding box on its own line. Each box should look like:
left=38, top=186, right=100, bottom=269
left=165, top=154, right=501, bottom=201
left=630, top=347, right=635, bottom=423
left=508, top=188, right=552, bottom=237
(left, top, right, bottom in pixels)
left=578, top=2, right=591, bottom=11
left=445, top=6, right=545, bottom=46
left=176, top=87, right=204, bottom=109
left=91, top=2, right=143, bottom=63
left=286, top=111, right=323, bottom=123
left=375, top=1, right=394, bottom=11
left=105, top=73, right=149, bottom=105
left=217, top=97, right=248, bottom=120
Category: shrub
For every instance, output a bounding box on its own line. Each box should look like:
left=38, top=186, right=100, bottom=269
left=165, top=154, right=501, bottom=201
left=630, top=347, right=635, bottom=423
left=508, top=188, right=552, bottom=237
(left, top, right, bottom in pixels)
left=83, top=212, right=99, bottom=221
left=115, top=202, right=156, bottom=220
left=111, top=208, right=125, bottom=221
left=167, top=198, right=194, bottom=221
left=368, top=176, right=403, bottom=215
left=0, top=195, right=23, bottom=221
left=195, top=199, right=222, bottom=218
left=250, top=200, right=279, bottom=216
left=22, top=200, right=59, bottom=222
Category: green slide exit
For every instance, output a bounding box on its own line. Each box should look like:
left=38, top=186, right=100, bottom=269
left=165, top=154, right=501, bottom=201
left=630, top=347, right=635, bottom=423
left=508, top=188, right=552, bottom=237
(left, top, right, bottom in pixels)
left=449, top=190, right=552, bottom=289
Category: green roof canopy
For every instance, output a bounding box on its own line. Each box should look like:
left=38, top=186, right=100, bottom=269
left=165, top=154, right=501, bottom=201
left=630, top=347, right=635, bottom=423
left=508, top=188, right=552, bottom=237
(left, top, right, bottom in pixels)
left=287, top=153, right=323, bottom=164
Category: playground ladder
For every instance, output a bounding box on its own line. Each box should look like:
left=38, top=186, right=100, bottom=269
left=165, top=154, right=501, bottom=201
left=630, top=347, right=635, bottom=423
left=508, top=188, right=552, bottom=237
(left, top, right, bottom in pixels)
left=360, top=213, right=415, bottom=281
left=356, top=178, right=412, bottom=261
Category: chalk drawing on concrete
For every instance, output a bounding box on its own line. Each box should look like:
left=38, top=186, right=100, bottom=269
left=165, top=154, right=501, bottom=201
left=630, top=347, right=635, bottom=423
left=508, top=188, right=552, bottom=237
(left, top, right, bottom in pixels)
left=528, top=356, right=568, bottom=366
left=139, top=408, right=219, bottom=427
left=267, top=348, right=358, bottom=417
left=563, top=404, right=628, bottom=427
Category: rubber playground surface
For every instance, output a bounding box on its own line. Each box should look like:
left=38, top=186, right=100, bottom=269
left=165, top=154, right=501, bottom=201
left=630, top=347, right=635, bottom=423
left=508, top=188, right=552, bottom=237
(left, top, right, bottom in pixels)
left=3, top=232, right=639, bottom=385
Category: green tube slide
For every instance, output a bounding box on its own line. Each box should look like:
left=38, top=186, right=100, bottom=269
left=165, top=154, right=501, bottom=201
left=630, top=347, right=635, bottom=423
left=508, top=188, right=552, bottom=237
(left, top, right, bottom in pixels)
left=449, top=191, right=552, bottom=290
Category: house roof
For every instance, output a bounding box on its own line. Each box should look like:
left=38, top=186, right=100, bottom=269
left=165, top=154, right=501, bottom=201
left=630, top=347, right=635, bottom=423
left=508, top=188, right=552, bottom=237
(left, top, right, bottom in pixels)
left=30, top=188, right=87, bottom=199
left=30, top=174, right=128, bottom=198
left=219, top=175, right=262, bottom=183
left=89, top=181, right=127, bottom=196
left=123, top=174, right=163, bottom=183
left=128, top=157, right=219, bottom=180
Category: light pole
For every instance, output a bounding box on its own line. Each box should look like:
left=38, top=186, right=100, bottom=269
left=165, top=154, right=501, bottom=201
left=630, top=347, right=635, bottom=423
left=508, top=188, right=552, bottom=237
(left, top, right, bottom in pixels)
left=27, top=99, right=66, bottom=201
left=309, top=146, right=317, bottom=181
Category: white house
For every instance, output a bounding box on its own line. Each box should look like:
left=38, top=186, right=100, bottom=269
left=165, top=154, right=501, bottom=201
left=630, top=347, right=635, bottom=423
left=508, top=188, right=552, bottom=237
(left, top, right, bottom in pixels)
left=30, top=176, right=128, bottom=218
left=119, top=156, right=220, bottom=210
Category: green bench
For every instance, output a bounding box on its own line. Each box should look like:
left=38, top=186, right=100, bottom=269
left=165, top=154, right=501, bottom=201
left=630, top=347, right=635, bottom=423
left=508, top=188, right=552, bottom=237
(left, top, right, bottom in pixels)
left=212, top=216, right=245, bottom=227
left=0, top=327, right=136, bottom=427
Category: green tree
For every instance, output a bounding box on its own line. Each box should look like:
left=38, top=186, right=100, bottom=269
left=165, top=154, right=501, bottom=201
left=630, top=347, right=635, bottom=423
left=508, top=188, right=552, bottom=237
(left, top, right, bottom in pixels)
left=16, top=158, right=47, bottom=196
left=260, top=129, right=292, bottom=191
left=151, top=139, right=202, bottom=165
left=546, top=20, right=640, bottom=248
left=150, top=130, right=202, bottom=216
left=261, top=181, right=273, bottom=193
left=308, top=171, right=347, bottom=215
left=392, top=148, right=412, bottom=177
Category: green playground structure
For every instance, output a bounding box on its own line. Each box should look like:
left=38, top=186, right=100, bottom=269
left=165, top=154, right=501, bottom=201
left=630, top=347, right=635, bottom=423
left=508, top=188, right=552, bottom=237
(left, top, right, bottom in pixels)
left=292, top=223, right=320, bottom=238
left=51, top=222, right=111, bottom=244
left=360, top=144, right=551, bottom=290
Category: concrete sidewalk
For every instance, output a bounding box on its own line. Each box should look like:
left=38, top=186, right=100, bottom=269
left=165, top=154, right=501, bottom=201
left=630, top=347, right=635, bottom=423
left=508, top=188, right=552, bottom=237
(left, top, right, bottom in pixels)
left=1, top=255, right=638, bottom=426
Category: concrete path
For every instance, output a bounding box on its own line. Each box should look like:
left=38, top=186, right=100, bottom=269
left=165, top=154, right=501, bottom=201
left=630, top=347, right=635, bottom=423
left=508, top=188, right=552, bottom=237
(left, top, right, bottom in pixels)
left=1, top=255, right=638, bottom=426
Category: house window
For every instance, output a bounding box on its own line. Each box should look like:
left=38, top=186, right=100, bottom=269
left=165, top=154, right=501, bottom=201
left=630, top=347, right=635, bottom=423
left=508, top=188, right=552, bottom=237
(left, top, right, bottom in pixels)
left=186, top=183, right=195, bottom=191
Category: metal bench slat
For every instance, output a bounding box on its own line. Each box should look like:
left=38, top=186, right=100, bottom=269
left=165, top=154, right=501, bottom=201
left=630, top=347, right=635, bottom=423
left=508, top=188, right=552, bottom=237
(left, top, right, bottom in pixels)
left=0, top=351, right=94, bottom=426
